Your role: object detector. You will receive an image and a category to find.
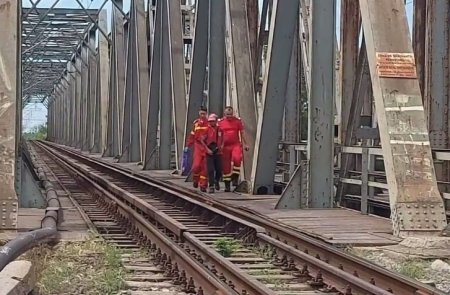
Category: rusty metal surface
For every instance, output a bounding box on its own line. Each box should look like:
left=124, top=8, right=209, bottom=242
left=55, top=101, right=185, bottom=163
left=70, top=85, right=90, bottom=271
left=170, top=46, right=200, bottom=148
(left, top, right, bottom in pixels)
left=360, top=0, right=447, bottom=236
left=0, top=0, right=19, bottom=230
left=35, top=140, right=444, bottom=295
left=258, top=234, right=393, bottom=295
left=36, top=142, right=233, bottom=295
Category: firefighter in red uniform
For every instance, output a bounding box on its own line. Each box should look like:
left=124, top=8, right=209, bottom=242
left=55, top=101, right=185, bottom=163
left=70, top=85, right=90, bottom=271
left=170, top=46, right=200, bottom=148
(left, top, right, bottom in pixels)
left=218, top=106, right=249, bottom=192
left=186, top=106, right=209, bottom=192
left=201, top=114, right=223, bottom=193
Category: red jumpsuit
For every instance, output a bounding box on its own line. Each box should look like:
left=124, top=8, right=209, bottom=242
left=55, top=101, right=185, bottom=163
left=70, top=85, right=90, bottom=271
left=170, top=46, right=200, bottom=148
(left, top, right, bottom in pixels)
left=218, top=116, right=244, bottom=182
left=186, top=118, right=208, bottom=188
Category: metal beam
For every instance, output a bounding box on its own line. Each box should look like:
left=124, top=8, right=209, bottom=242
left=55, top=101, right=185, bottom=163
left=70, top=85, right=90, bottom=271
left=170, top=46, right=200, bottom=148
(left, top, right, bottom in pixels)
left=413, top=0, right=426, bottom=97
left=80, top=43, right=89, bottom=151
left=360, top=0, right=447, bottom=236
left=226, top=0, right=258, bottom=184
left=119, top=0, right=150, bottom=163
left=336, top=40, right=371, bottom=203
left=95, top=9, right=109, bottom=154
left=75, top=57, right=82, bottom=148
left=307, top=0, right=336, bottom=208
left=208, top=0, right=226, bottom=115
left=339, top=0, right=360, bottom=144
left=424, top=0, right=450, bottom=149
left=144, top=0, right=162, bottom=170
left=104, top=1, right=125, bottom=157
left=284, top=21, right=301, bottom=143
left=250, top=0, right=299, bottom=194
left=159, top=0, right=172, bottom=169
left=184, top=0, right=209, bottom=154
left=87, top=29, right=97, bottom=151
left=167, top=0, right=187, bottom=171
left=68, top=62, right=76, bottom=146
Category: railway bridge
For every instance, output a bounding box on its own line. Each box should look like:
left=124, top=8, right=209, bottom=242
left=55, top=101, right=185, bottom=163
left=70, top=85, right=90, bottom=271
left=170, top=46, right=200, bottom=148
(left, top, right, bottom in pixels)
left=0, top=0, right=450, bottom=293
left=1, top=0, right=449, bottom=236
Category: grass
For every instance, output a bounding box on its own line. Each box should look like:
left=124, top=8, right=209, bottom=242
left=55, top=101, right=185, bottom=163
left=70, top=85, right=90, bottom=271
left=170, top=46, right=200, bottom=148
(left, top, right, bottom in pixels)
left=26, top=234, right=126, bottom=295
left=346, top=246, right=429, bottom=280
left=213, top=237, right=240, bottom=257
left=396, top=259, right=428, bottom=279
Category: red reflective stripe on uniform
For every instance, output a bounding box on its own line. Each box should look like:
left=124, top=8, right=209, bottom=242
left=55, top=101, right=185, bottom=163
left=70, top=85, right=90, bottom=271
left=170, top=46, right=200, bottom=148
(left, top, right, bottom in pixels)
left=194, top=126, right=208, bottom=131
left=191, top=117, right=209, bottom=186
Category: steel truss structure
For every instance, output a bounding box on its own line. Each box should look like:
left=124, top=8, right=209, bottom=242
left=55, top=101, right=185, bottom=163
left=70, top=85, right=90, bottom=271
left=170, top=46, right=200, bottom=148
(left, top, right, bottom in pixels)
left=0, top=0, right=448, bottom=236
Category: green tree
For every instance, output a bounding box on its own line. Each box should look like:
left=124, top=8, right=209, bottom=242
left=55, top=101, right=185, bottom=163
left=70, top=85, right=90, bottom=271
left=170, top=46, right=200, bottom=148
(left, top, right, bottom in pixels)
left=23, top=123, right=47, bottom=140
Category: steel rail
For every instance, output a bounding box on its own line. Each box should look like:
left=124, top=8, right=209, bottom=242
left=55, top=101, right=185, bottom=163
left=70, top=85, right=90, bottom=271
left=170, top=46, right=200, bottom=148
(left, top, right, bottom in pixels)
left=36, top=141, right=235, bottom=295
left=36, top=141, right=444, bottom=295
left=36, top=141, right=282, bottom=295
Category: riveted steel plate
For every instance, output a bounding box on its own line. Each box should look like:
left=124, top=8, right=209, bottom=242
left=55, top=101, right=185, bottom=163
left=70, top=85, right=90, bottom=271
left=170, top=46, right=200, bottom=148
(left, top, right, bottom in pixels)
left=393, top=202, right=447, bottom=235
left=0, top=199, right=18, bottom=229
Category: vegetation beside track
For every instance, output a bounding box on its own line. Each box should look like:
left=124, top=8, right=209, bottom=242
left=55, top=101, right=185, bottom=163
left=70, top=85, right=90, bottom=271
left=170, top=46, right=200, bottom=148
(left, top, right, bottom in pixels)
left=348, top=246, right=450, bottom=292
left=26, top=234, right=126, bottom=294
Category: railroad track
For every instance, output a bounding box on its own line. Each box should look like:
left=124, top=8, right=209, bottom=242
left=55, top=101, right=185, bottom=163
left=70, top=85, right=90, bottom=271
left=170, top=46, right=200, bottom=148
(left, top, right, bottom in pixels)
left=32, top=140, right=444, bottom=295
left=30, top=143, right=204, bottom=294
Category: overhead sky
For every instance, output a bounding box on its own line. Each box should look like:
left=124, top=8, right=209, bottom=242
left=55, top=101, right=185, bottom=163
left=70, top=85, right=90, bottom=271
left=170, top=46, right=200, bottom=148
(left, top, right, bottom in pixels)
left=22, top=0, right=414, bottom=132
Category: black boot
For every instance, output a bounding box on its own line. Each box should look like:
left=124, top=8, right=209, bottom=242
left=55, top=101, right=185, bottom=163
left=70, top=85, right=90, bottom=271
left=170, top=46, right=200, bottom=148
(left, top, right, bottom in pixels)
left=215, top=181, right=220, bottom=191
left=224, top=181, right=231, bottom=192
left=231, top=174, right=239, bottom=187
left=200, top=187, right=207, bottom=192
left=193, top=182, right=198, bottom=188
left=208, top=187, right=215, bottom=193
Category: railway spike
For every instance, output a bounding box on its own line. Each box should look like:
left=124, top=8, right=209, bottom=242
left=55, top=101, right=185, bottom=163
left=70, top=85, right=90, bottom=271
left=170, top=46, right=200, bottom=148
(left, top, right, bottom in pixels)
left=370, top=278, right=376, bottom=285
left=187, top=277, right=196, bottom=293
left=273, top=256, right=283, bottom=266
left=285, top=258, right=298, bottom=271
left=344, top=285, right=352, bottom=295
left=211, top=265, right=218, bottom=275
left=308, top=270, right=325, bottom=287
left=219, top=273, right=226, bottom=282
left=293, top=264, right=310, bottom=279
left=161, top=253, right=168, bottom=264
left=315, top=254, right=321, bottom=260
left=228, top=280, right=235, bottom=289
left=242, top=290, right=248, bottom=295
left=338, top=264, right=344, bottom=270
left=353, top=270, right=359, bottom=277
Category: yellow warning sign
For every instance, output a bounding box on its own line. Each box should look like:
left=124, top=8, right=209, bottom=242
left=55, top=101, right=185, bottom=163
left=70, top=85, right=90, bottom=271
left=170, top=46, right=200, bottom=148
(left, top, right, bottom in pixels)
left=376, top=52, right=417, bottom=79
